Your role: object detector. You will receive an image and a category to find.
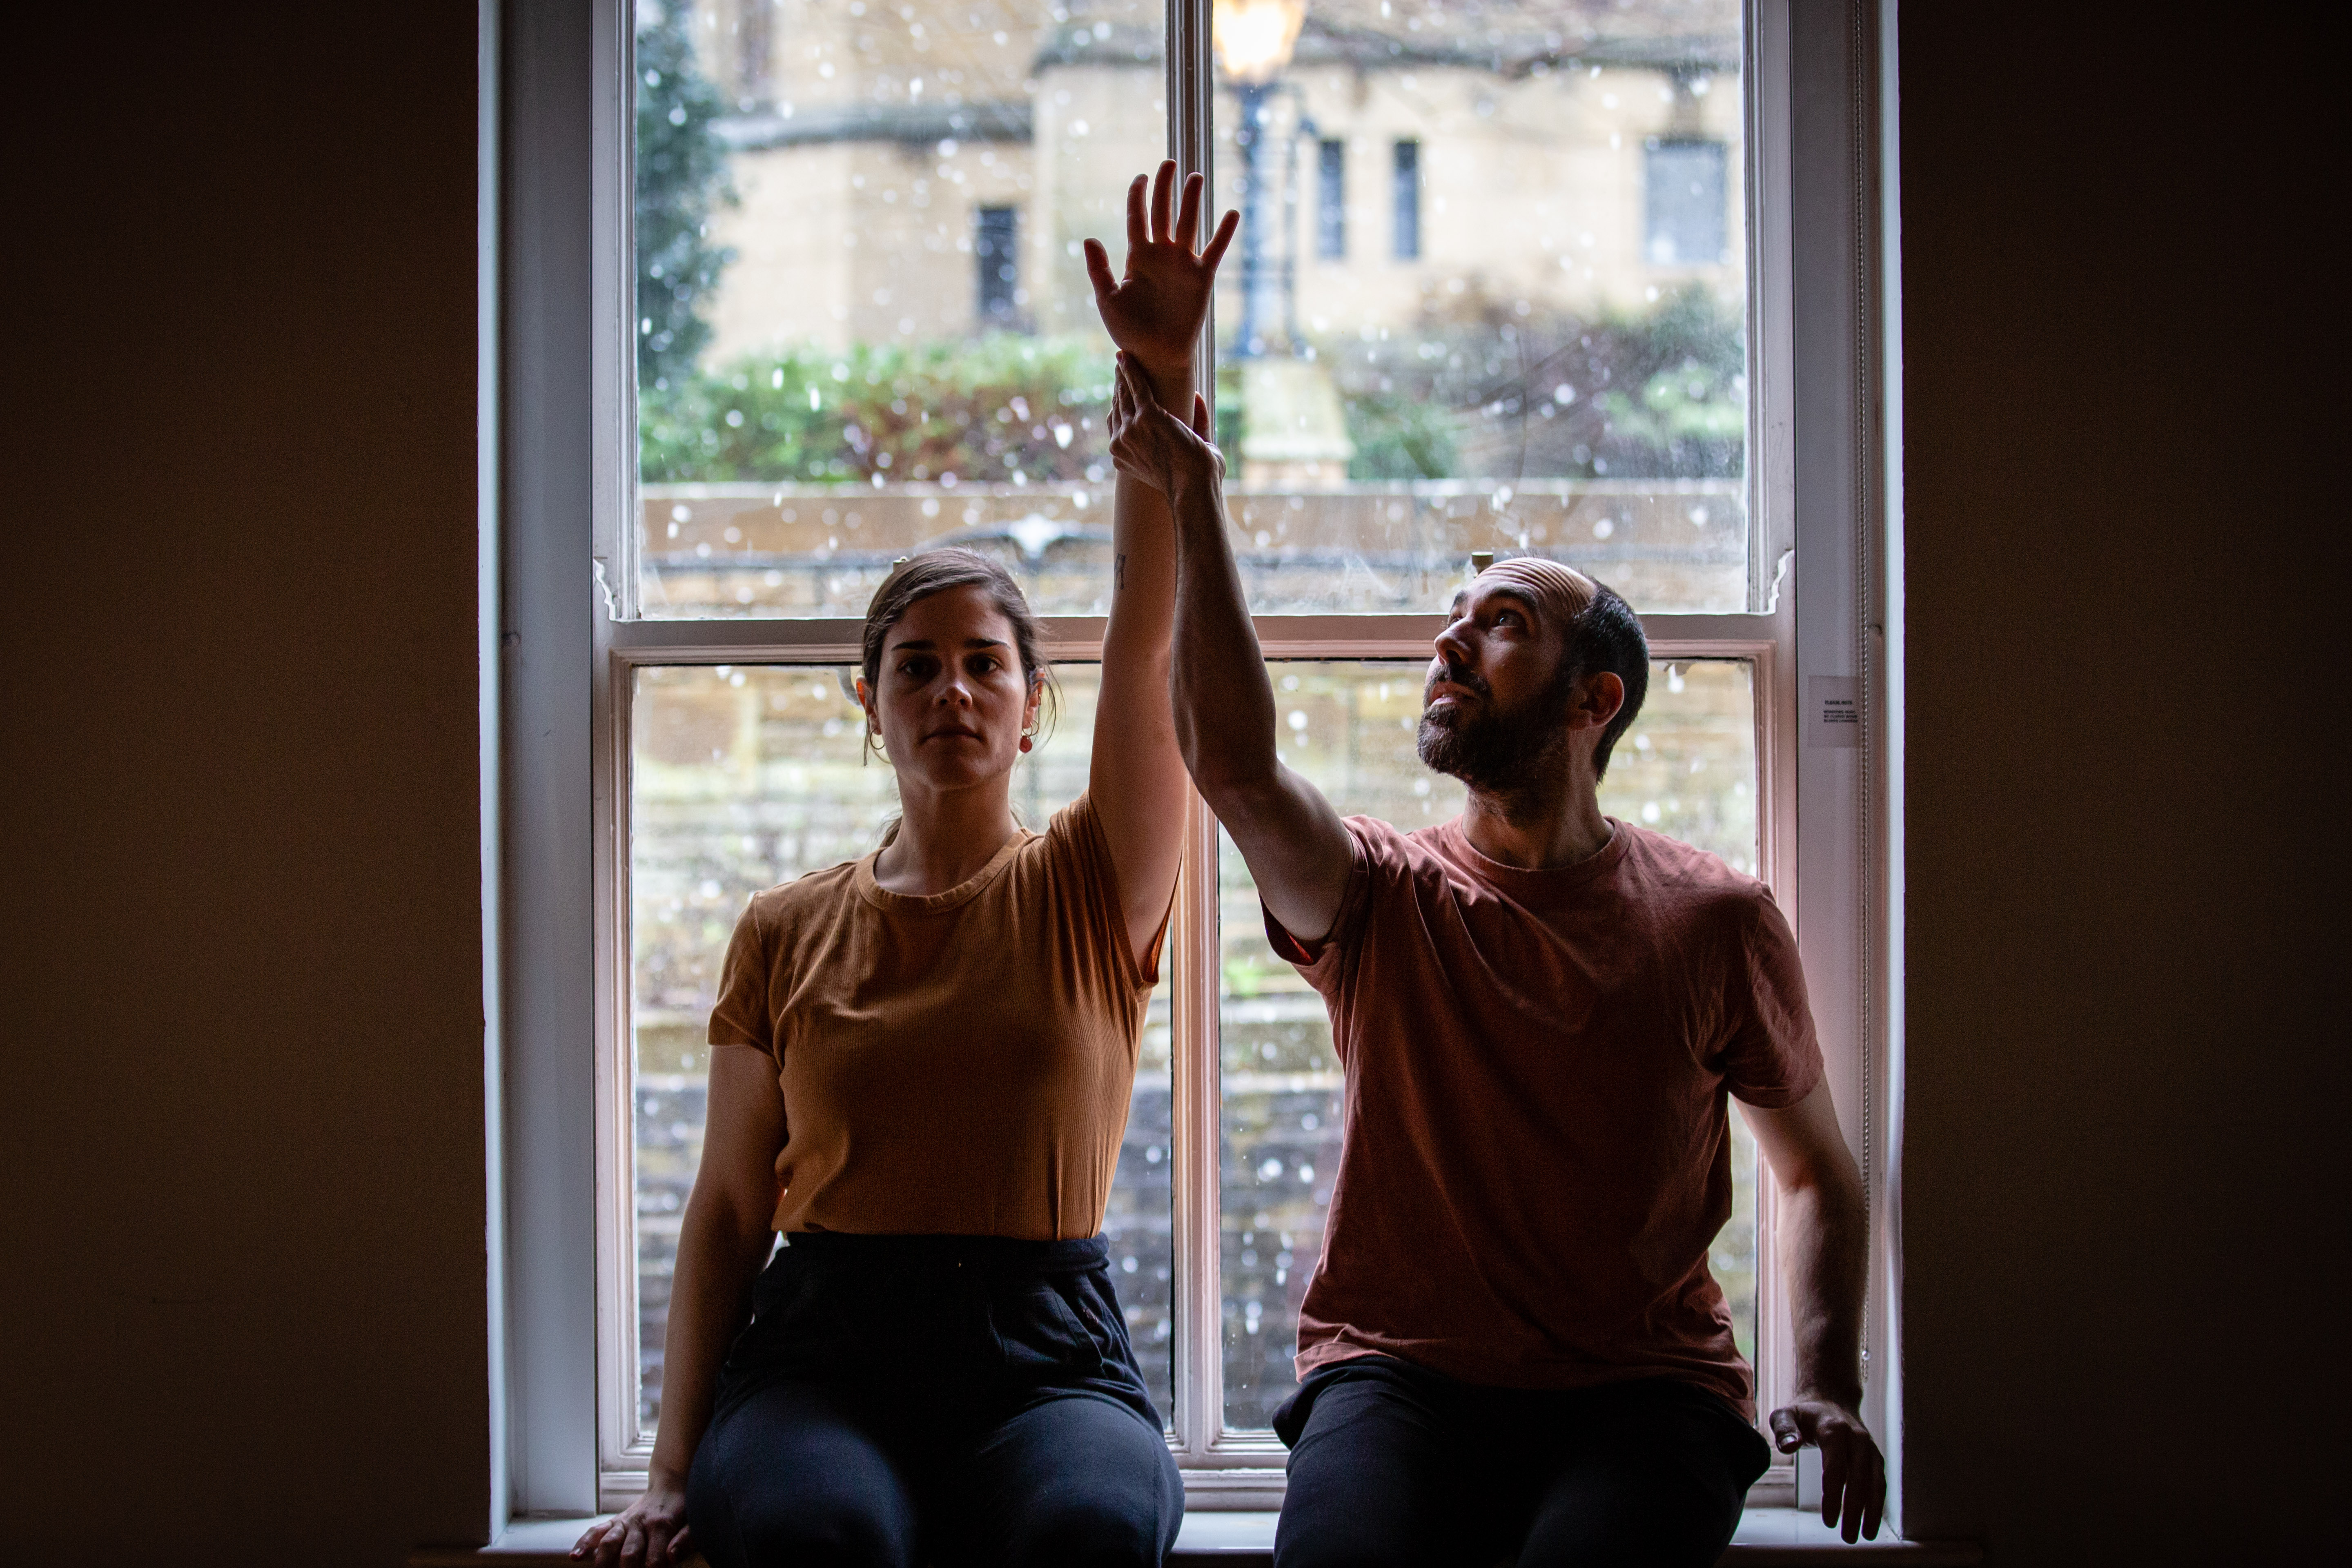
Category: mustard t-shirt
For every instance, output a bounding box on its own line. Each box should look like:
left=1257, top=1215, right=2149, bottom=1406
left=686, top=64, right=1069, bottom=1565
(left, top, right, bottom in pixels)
left=707, top=791, right=1163, bottom=1239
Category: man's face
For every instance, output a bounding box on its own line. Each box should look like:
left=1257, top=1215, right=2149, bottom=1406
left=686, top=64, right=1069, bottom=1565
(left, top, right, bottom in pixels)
left=1416, top=581, right=1577, bottom=791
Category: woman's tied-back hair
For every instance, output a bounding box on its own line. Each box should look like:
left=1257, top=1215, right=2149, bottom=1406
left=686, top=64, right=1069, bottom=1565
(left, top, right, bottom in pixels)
left=858, top=548, right=1058, bottom=763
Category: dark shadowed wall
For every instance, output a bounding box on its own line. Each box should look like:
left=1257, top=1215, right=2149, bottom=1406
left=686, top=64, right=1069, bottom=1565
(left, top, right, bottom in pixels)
left=4, top=2, right=2343, bottom=1564
left=1896, top=2, right=2343, bottom=1561
left=2, top=6, right=488, bottom=1565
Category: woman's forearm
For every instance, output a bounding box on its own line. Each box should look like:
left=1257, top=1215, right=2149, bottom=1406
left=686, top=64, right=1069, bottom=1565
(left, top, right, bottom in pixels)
left=646, top=1193, right=774, bottom=1483
left=1090, top=356, right=1192, bottom=934
left=1102, top=356, right=1189, bottom=666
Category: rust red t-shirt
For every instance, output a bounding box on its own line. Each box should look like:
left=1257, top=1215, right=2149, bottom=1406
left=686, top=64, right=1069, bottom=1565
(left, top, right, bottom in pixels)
left=1269, top=816, right=1822, bottom=1420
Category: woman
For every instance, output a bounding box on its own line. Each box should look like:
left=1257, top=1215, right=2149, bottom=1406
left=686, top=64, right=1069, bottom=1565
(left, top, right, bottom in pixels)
left=576, top=163, right=1236, bottom=1568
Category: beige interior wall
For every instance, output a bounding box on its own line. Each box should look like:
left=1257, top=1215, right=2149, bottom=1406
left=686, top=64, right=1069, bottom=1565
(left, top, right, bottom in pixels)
left=4, top=2, right=2338, bottom=1564
left=1895, top=3, right=2338, bottom=1559
left=6, top=6, right=488, bottom=1566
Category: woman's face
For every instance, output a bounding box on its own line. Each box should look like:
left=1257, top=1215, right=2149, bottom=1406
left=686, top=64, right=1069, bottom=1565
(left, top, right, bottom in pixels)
left=859, top=583, right=1040, bottom=795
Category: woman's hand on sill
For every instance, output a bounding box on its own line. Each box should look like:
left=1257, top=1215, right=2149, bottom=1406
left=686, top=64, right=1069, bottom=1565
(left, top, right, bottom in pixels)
left=571, top=1471, right=693, bottom=1568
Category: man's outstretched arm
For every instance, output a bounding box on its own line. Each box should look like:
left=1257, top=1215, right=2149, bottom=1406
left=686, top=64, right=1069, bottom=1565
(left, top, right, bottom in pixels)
left=1104, top=356, right=1354, bottom=944
left=1742, top=1080, right=1887, bottom=1542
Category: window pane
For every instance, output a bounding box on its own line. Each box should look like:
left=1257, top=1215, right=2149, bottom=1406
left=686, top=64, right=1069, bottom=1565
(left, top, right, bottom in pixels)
left=1316, top=139, right=1345, bottom=261
left=1218, top=657, right=1759, bottom=1431
left=629, top=664, right=1175, bottom=1432
left=1212, top=0, right=1751, bottom=612
left=632, top=0, right=1167, bottom=617
left=1390, top=140, right=1419, bottom=261
left=1645, top=139, right=1728, bottom=266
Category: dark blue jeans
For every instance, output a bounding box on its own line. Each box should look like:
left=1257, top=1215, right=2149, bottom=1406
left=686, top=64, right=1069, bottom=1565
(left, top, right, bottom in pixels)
left=686, top=1232, right=1182, bottom=1568
left=1272, top=1356, right=1772, bottom=1568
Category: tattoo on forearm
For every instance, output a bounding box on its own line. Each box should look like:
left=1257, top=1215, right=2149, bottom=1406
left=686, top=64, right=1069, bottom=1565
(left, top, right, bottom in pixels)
left=1116, top=552, right=1127, bottom=591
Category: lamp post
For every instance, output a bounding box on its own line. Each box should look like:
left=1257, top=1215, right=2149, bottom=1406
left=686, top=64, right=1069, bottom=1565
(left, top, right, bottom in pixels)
left=1214, top=0, right=1350, bottom=489
left=1213, top=0, right=1307, bottom=358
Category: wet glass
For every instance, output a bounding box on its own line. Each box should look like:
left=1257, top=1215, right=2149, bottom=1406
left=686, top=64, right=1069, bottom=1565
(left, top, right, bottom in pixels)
left=629, top=664, right=1176, bottom=1431
left=1218, top=657, right=1760, bottom=1430
left=635, top=0, right=1751, bottom=619
left=1209, top=0, right=1753, bottom=614
left=632, top=0, right=1169, bottom=617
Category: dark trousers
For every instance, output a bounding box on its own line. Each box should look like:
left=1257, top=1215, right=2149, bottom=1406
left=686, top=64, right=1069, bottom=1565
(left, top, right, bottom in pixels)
left=1271, top=1356, right=1771, bottom=1568
left=686, top=1232, right=1181, bottom=1568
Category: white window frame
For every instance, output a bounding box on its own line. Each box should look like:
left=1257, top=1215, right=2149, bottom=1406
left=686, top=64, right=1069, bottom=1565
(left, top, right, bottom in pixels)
left=490, top=0, right=1893, bottom=1526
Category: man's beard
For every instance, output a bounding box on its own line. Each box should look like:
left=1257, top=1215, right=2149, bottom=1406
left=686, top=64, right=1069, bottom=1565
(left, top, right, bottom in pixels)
left=1415, top=661, right=1577, bottom=807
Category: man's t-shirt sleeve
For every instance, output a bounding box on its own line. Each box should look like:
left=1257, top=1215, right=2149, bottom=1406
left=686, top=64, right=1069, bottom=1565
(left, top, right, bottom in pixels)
left=1261, top=815, right=1390, bottom=993
left=1719, top=885, right=1824, bottom=1108
left=707, top=900, right=777, bottom=1062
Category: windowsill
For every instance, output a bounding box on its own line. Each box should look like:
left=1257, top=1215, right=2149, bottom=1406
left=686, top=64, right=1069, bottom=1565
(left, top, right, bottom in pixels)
left=411, top=1508, right=1979, bottom=1566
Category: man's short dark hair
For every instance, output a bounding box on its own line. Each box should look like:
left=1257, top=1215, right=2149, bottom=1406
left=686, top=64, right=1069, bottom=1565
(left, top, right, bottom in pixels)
left=1560, top=580, right=1648, bottom=782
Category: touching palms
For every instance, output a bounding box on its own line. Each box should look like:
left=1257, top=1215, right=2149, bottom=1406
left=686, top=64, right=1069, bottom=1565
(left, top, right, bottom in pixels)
left=1085, top=160, right=1239, bottom=383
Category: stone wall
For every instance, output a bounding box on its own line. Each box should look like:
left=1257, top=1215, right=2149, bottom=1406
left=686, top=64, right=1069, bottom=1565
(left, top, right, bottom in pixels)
left=641, top=476, right=1751, bottom=615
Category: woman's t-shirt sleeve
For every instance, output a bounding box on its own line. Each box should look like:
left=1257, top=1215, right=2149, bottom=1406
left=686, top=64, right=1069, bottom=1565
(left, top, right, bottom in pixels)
left=1046, top=790, right=1167, bottom=991
left=1718, top=885, right=1824, bottom=1108
left=707, top=899, right=777, bottom=1062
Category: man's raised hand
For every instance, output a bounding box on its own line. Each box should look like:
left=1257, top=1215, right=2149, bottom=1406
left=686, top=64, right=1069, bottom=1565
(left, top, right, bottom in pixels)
left=1084, top=160, right=1238, bottom=388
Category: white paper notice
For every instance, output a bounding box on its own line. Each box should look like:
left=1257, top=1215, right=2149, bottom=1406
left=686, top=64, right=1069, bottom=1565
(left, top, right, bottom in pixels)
left=1808, top=676, right=1860, bottom=748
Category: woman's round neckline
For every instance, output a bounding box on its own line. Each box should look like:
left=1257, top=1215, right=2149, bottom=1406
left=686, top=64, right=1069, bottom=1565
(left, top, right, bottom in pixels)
left=854, top=825, right=1033, bottom=915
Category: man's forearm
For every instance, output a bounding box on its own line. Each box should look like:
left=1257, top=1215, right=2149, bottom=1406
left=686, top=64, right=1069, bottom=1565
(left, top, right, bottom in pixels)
left=1780, top=1167, right=1870, bottom=1405
left=1166, top=466, right=1278, bottom=800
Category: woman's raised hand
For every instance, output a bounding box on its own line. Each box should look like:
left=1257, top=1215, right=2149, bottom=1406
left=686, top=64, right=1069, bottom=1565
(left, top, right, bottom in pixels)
left=571, top=1473, right=693, bottom=1568
left=1084, top=160, right=1239, bottom=383
left=1108, top=351, right=1222, bottom=500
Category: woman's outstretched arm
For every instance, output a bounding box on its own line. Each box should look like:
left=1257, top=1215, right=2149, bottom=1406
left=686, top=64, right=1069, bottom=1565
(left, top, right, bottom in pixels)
left=1084, top=162, right=1237, bottom=962
left=574, top=1046, right=786, bottom=1568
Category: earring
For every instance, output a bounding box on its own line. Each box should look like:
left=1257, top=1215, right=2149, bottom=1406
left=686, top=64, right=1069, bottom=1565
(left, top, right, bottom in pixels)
left=1019, top=723, right=1037, bottom=754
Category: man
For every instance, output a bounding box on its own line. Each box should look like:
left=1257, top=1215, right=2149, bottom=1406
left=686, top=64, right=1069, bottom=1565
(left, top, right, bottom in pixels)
left=1102, top=355, right=1886, bottom=1565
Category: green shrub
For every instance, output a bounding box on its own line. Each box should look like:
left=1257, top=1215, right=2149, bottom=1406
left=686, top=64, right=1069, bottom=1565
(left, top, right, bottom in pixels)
left=640, top=337, right=1117, bottom=486
left=1312, top=284, right=1747, bottom=481
left=1343, top=391, right=1462, bottom=481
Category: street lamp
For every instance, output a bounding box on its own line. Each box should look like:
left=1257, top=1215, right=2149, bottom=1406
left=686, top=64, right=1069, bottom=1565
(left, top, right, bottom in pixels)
left=1213, top=0, right=1307, bottom=357
left=1214, top=0, right=1349, bottom=490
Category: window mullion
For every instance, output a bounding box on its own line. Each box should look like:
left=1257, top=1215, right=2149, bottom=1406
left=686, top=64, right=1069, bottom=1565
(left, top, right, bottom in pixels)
left=1167, top=0, right=1215, bottom=1462
left=1169, top=786, right=1225, bottom=1459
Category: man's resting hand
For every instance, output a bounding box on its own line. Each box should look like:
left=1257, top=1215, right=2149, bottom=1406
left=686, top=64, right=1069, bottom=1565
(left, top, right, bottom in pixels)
left=1769, top=1394, right=1886, bottom=1543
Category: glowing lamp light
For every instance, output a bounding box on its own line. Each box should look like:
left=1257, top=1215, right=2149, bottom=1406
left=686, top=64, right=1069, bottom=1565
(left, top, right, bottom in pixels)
left=1213, top=0, right=1308, bottom=84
